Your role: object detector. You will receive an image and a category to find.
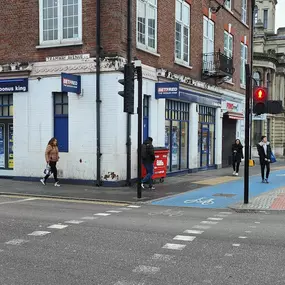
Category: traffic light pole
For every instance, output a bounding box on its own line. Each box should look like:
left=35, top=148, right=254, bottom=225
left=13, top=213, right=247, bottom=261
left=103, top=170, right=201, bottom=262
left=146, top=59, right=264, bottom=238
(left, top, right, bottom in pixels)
left=126, top=0, right=132, bottom=185
left=136, top=64, right=143, bottom=199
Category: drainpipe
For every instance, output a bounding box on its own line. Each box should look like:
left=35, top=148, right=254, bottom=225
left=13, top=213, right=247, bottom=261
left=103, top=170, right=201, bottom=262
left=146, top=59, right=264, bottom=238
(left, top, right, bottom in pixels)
left=96, top=0, right=102, bottom=186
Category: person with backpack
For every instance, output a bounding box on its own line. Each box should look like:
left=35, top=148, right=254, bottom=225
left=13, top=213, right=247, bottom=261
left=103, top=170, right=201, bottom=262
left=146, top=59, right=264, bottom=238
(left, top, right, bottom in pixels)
left=141, top=137, right=156, bottom=190
left=257, top=135, right=272, bottom=183
left=232, top=139, right=244, bottom=176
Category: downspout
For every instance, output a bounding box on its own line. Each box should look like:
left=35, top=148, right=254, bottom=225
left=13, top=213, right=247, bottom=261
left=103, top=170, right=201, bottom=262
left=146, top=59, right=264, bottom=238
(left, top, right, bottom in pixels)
left=96, top=0, right=102, bottom=186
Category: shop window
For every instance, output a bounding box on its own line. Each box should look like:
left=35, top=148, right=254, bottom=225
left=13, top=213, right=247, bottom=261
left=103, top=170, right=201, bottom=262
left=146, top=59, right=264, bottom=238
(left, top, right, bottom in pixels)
left=143, top=95, right=150, bottom=141
left=54, top=92, right=68, bottom=152
left=0, top=95, right=13, bottom=117
left=165, top=100, right=189, bottom=171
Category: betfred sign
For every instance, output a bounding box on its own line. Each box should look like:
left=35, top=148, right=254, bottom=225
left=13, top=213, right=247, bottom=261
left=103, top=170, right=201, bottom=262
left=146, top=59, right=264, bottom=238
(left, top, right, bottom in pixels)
left=155, top=82, right=179, bottom=99
left=61, top=73, right=81, bottom=94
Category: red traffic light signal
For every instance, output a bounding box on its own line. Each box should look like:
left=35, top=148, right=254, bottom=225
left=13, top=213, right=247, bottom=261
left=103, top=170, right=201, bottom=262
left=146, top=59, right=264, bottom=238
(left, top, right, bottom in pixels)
left=253, top=87, right=268, bottom=102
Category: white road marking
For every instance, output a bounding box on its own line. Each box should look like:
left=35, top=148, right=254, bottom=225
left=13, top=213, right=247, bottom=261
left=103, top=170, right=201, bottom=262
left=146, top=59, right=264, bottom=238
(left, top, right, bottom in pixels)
left=152, top=253, right=174, bottom=262
left=238, top=236, right=247, bottom=239
left=232, top=244, right=241, bottom=247
left=184, top=229, right=204, bottom=235
left=5, top=239, right=29, bottom=245
left=82, top=216, right=98, bottom=220
left=245, top=231, right=252, bottom=233
left=193, top=225, right=211, bottom=230
left=225, top=253, right=233, bottom=257
left=162, top=243, right=186, bottom=250
left=47, top=224, right=68, bottom=229
left=28, top=231, right=51, bottom=236
left=207, top=217, right=223, bottom=221
left=173, top=235, right=196, bottom=242
left=215, top=214, right=228, bottom=218
left=65, top=220, right=84, bottom=224
left=128, top=205, right=141, bottom=208
left=201, top=221, right=218, bottom=225
left=119, top=208, right=132, bottom=210
left=94, top=213, right=111, bottom=216
left=132, top=265, right=160, bottom=274
left=0, top=198, right=38, bottom=205
left=106, top=210, right=122, bottom=213
left=249, top=226, right=257, bottom=228
left=255, top=222, right=261, bottom=224
left=219, top=212, right=232, bottom=215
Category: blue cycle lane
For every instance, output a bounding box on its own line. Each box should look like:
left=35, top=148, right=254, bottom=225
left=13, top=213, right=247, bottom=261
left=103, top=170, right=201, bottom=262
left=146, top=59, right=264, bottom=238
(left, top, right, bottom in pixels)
left=151, top=169, right=285, bottom=209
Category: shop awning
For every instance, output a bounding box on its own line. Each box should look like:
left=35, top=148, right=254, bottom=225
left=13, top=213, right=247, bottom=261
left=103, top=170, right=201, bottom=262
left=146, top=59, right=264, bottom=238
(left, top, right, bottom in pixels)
left=224, top=111, right=244, bottom=120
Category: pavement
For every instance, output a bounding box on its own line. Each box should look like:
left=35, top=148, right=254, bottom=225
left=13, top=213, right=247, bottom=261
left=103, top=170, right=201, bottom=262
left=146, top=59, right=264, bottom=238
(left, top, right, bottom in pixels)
left=1, top=160, right=285, bottom=211
left=1, top=196, right=285, bottom=284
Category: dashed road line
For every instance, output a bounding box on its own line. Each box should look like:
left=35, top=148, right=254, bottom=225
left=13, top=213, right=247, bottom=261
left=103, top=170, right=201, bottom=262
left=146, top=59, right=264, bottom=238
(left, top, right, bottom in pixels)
left=232, top=243, right=241, bottom=247
left=219, top=212, right=232, bottom=215
left=65, top=220, right=84, bottom=224
left=225, top=253, right=233, bottom=257
left=193, top=225, right=211, bottom=230
left=128, top=205, right=141, bottom=208
left=238, top=236, right=248, bottom=239
left=94, top=213, right=111, bottom=216
left=245, top=230, right=252, bottom=233
left=207, top=217, right=223, bottom=221
left=215, top=214, right=228, bottom=218
left=201, top=221, right=218, bottom=225
left=151, top=253, right=174, bottom=261
left=119, top=208, right=132, bottom=210
left=28, top=231, right=51, bottom=236
left=5, top=239, right=29, bottom=245
left=106, top=210, right=122, bottom=213
left=132, top=265, right=160, bottom=274
left=255, top=222, right=261, bottom=224
left=47, top=224, right=68, bottom=229
left=184, top=229, right=204, bottom=235
left=162, top=243, right=186, bottom=250
left=82, top=216, right=98, bottom=220
left=173, top=235, right=196, bottom=242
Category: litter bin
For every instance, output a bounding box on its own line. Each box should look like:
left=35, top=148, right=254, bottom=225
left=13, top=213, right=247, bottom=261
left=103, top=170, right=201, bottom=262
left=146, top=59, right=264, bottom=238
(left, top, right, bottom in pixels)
left=141, top=147, right=169, bottom=183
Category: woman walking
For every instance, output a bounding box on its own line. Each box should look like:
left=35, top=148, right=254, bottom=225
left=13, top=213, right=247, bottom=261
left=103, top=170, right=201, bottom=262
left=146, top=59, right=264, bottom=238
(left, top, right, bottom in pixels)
left=257, top=135, right=272, bottom=183
left=232, top=139, right=243, bottom=176
left=40, top=138, right=60, bottom=186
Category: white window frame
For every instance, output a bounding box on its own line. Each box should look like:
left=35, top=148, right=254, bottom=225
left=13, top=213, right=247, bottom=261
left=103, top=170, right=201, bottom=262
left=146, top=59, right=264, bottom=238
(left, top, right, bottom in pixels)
left=241, top=0, right=247, bottom=24
left=263, top=9, right=268, bottom=29
left=175, top=0, right=190, bottom=65
left=39, top=0, right=83, bottom=47
left=203, top=16, right=215, bottom=70
left=224, top=31, right=233, bottom=82
left=136, top=0, right=158, bottom=53
left=225, top=0, right=231, bottom=10
left=240, top=43, right=248, bottom=87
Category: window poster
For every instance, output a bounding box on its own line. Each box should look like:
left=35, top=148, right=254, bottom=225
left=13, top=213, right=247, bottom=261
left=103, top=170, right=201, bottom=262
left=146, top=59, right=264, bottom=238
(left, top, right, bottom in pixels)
left=0, top=125, right=4, bottom=168
left=8, top=124, right=13, bottom=169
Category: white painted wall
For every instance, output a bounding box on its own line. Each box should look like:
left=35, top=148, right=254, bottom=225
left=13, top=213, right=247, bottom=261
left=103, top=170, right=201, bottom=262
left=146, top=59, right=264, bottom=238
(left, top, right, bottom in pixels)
left=215, top=108, right=223, bottom=167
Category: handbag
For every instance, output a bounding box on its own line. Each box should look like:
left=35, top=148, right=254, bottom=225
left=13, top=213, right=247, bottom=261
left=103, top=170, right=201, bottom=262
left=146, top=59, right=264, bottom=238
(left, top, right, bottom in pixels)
left=43, top=164, right=51, bottom=175
left=270, top=152, right=276, bottom=163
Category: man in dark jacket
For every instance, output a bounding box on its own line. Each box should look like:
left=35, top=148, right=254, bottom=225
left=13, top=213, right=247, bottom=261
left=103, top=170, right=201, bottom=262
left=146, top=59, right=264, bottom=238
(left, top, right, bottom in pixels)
left=257, top=135, right=272, bottom=183
left=141, top=137, right=155, bottom=190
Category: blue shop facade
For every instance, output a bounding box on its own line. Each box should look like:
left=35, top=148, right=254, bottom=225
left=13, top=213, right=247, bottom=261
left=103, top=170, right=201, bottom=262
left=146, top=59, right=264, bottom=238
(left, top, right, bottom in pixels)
left=155, top=81, right=223, bottom=173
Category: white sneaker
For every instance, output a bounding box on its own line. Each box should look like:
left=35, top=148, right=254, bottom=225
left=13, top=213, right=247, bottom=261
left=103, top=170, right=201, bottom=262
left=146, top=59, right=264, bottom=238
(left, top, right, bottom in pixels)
left=235, top=173, right=239, bottom=176
left=233, top=171, right=236, bottom=176
left=54, top=181, right=60, bottom=187
left=40, top=179, right=46, bottom=185
left=141, top=183, right=145, bottom=189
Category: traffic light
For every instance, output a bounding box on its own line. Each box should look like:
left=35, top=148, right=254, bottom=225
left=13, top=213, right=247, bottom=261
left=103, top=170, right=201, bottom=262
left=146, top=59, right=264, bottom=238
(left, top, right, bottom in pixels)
left=253, top=87, right=268, bottom=115
left=118, top=63, right=135, bottom=114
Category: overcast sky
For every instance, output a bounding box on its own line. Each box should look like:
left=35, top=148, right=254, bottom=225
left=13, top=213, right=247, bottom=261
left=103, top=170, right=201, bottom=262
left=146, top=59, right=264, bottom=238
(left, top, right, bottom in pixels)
left=276, top=0, right=285, bottom=31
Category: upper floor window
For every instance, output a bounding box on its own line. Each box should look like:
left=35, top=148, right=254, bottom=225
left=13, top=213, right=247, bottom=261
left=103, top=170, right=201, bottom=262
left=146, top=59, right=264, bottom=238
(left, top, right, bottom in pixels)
left=175, top=0, right=190, bottom=65
left=253, top=71, right=261, bottom=86
left=224, top=31, right=233, bottom=58
left=203, top=17, right=214, bottom=54
left=240, top=43, right=248, bottom=86
left=263, top=9, right=268, bottom=29
left=137, top=0, right=157, bottom=52
left=39, top=0, right=82, bottom=46
left=254, top=6, right=258, bottom=25
left=225, top=0, right=231, bottom=10
left=241, top=0, right=247, bottom=24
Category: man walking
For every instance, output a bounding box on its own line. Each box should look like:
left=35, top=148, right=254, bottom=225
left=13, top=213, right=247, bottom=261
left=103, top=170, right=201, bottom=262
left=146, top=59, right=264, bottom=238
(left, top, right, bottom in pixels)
left=257, top=135, right=272, bottom=183
left=141, top=137, right=156, bottom=190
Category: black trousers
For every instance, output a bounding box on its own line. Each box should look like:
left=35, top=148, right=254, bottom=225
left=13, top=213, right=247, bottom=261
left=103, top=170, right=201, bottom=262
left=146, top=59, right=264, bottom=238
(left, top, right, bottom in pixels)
left=44, top=161, right=58, bottom=182
left=233, top=160, right=240, bottom=173
left=260, top=161, right=270, bottom=180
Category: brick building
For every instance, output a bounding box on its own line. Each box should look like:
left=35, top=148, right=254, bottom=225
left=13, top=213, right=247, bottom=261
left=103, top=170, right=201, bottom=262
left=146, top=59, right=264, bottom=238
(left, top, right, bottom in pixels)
left=0, top=0, right=252, bottom=184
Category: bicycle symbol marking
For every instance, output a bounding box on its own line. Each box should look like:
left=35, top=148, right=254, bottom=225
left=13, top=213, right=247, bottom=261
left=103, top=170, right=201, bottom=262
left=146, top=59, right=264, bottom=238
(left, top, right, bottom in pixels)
left=184, top=197, right=215, bottom=205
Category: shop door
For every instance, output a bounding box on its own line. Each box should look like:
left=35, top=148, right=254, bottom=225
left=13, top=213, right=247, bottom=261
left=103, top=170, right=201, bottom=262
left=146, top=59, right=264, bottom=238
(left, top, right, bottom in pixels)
left=222, top=116, right=236, bottom=167
left=0, top=120, right=13, bottom=169
left=200, top=125, right=210, bottom=168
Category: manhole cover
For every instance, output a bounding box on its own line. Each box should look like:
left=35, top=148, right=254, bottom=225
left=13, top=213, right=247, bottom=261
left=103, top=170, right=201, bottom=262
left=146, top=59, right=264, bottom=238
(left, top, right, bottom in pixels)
left=212, top=193, right=236, bottom=198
